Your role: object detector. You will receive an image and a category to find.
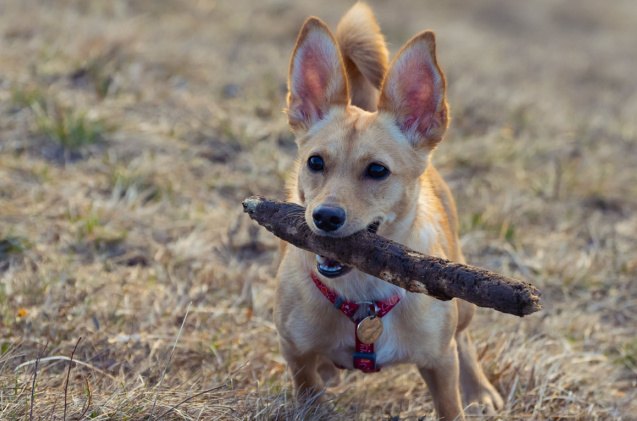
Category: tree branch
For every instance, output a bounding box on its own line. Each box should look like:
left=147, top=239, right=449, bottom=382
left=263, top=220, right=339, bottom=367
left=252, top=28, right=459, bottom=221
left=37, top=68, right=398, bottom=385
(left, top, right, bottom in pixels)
left=242, top=196, right=542, bottom=317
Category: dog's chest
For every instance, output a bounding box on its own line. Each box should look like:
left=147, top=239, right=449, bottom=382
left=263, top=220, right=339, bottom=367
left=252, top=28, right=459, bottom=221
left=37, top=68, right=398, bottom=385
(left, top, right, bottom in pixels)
left=317, top=307, right=412, bottom=369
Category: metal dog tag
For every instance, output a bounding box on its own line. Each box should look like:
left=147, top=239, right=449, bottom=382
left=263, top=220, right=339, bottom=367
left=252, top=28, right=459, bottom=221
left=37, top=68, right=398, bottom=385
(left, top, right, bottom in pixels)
left=356, top=316, right=383, bottom=344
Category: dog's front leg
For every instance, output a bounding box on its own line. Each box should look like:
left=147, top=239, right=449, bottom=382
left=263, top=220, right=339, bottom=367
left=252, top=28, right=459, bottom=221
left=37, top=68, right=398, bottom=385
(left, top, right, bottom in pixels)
left=418, top=341, right=465, bottom=421
left=279, top=338, right=324, bottom=403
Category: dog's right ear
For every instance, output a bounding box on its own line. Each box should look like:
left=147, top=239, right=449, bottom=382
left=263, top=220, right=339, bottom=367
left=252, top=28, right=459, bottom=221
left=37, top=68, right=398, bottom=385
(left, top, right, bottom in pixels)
left=378, top=31, right=448, bottom=150
left=286, top=18, right=349, bottom=132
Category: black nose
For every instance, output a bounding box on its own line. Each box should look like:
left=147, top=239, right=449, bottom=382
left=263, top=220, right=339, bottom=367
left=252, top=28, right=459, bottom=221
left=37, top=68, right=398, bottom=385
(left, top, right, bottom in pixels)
left=312, top=205, right=346, bottom=232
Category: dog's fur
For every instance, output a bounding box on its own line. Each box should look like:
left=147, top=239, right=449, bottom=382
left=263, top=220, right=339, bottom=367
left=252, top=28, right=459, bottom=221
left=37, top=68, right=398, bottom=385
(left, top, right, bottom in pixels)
left=274, top=3, right=503, bottom=419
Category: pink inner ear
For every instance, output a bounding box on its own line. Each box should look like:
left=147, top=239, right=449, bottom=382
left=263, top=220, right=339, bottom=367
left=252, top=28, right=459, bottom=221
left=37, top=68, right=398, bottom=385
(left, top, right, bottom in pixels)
left=391, top=48, right=439, bottom=136
left=298, top=49, right=330, bottom=121
left=289, top=26, right=347, bottom=129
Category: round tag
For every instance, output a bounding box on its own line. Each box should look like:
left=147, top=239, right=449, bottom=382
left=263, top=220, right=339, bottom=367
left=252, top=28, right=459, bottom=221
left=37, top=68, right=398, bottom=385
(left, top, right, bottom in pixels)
left=356, top=316, right=383, bottom=344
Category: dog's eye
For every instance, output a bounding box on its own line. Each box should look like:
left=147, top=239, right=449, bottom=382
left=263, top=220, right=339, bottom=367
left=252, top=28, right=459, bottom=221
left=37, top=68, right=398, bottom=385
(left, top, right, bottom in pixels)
left=366, top=163, right=390, bottom=180
left=307, top=155, right=324, bottom=172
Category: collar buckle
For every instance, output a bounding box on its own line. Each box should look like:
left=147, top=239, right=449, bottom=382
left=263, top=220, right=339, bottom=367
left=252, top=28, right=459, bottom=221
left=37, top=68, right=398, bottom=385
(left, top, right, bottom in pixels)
left=353, top=301, right=377, bottom=322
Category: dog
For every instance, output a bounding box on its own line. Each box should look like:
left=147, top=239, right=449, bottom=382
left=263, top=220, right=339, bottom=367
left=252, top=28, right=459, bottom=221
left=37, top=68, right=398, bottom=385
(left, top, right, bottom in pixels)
left=274, top=3, right=504, bottom=419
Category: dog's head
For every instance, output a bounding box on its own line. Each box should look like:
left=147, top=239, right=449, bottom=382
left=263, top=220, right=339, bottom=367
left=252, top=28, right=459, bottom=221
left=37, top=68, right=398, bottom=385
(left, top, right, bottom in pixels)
left=287, top=18, right=449, bottom=241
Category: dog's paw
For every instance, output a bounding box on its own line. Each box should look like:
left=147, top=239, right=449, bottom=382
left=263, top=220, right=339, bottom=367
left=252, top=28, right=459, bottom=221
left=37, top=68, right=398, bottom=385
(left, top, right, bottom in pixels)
left=463, top=384, right=504, bottom=416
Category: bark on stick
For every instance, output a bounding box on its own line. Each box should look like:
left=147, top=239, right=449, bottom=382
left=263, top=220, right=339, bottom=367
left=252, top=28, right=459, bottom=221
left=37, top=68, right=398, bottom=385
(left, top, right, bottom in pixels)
left=242, top=196, right=542, bottom=317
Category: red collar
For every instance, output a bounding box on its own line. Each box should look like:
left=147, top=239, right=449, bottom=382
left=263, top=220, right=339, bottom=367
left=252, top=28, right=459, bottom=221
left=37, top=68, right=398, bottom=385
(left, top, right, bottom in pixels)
left=310, top=272, right=401, bottom=373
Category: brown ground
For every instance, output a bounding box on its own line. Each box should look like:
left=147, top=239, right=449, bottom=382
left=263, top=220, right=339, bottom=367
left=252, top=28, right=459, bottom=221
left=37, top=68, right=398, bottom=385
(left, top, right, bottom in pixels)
left=1, top=0, right=636, bottom=419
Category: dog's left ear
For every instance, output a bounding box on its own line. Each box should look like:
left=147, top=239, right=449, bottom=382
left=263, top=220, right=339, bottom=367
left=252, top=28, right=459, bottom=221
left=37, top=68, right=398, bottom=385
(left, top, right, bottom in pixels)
left=378, top=31, right=448, bottom=150
left=286, top=18, right=349, bottom=132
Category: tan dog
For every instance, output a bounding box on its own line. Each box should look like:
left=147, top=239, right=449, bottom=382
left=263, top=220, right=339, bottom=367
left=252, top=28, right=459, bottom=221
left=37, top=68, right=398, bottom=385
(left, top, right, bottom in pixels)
left=274, top=3, right=503, bottom=419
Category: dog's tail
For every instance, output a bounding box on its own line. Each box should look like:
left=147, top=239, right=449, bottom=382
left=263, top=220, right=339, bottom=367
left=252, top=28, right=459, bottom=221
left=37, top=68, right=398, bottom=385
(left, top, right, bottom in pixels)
left=336, top=2, right=389, bottom=111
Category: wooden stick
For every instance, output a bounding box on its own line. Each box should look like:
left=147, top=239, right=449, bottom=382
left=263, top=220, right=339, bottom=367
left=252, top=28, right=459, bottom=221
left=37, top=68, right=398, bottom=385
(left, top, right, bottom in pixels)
left=242, top=196, right=542, bottom=317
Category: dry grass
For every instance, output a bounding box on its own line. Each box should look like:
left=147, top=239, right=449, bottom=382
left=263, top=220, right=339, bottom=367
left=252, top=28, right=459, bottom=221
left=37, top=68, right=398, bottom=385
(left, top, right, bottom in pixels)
left=1, top=0, right=636, bottom=419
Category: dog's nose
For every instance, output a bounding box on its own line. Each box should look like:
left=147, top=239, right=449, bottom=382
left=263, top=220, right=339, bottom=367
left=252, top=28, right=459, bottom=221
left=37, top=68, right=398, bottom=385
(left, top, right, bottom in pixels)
left=312, top=205, right=346, bottom=232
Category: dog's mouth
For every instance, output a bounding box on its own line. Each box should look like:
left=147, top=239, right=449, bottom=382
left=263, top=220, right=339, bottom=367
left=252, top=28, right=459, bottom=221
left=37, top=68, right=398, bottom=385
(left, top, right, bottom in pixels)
left=367, top=220, right=381, bottom=234
left=315, top=220, right=381, bottom=278
left=316, top=255, right=351, bottom=278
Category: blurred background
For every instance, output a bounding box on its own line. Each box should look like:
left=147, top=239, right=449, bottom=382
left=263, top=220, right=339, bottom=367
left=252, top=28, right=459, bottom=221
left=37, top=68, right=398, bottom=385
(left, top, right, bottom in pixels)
left=0, top=0, right=636, bottom=418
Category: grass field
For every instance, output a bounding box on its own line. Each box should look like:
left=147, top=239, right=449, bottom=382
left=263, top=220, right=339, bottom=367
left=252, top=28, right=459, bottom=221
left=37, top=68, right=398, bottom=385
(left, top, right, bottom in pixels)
left=1, top=0, right=636, bottom=419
